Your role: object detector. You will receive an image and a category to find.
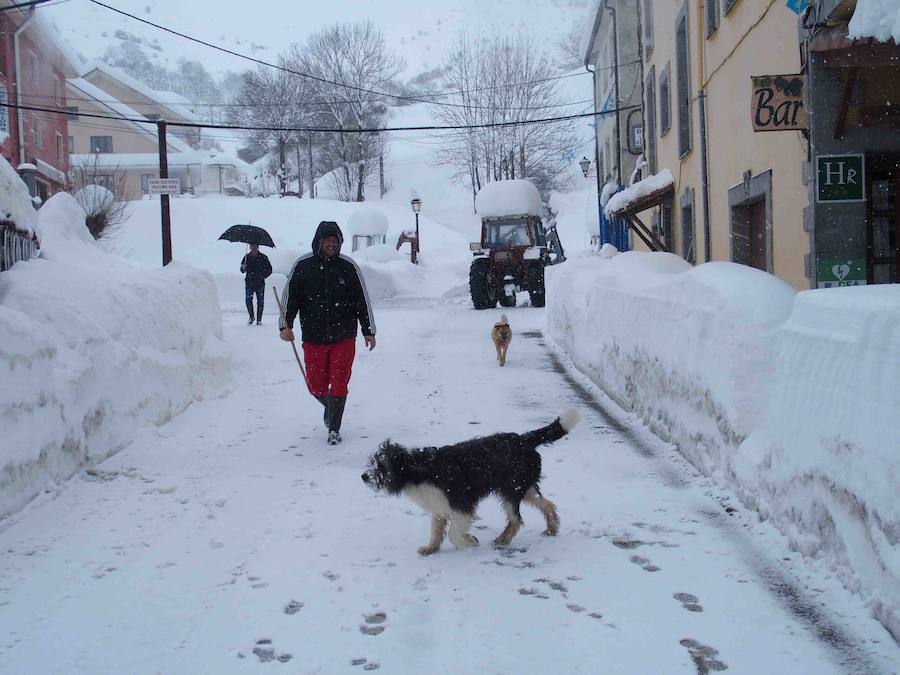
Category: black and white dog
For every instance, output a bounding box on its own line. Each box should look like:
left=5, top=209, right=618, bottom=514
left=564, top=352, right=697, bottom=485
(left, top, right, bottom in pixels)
left=361, top=409, right=579, bottom=555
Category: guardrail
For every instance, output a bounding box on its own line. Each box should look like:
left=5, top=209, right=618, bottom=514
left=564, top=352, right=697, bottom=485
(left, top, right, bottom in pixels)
left=1, top=221, right=40, bottom=273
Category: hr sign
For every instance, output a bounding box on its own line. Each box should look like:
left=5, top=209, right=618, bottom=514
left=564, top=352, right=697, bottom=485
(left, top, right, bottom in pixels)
left=816, top=155, right=865, bottom=203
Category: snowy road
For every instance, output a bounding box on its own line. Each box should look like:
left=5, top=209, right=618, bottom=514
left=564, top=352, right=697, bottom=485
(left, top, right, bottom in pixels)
left=0, top=303, right=896, bottom=674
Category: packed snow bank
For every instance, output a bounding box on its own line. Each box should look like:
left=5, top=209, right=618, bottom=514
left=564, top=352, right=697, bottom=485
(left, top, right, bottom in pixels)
left=346, top=207, right=389, bottom=236
left=476, top=179, right=543, bottom=218
left=0, top=157, right=37, bottom=235
left=0, top=193, right=229, bottom=519
left=547, top=251, right=900, bottom=640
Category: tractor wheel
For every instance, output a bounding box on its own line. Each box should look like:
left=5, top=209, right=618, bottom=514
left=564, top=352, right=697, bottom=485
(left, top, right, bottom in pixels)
left=527, top=264, right=546, bottom=307
left=470, top=259, right=497, bottom=310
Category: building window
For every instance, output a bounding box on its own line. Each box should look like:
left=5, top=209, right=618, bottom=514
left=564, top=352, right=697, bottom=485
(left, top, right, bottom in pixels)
left=51, top=76, right=62, bottom=104
left=643, top=0, right=653, bottom=58
left=644, top=66, right=657, bottom=175
left=0, top=86, right=7, bottom=135
left=661, top=200, right=674, bottom=251
left=68, top=136, right=74, bottom=154
left=680, top=187, right=696, bottom=263
left=724, top=0, right=739, bottom=14
left=90, top=136, right=113, bottom=153
left=29, top=50, right=39, bottom=86
left=141, top=173, right=154, bottom=193
left=706, top=0, right=720, bottom=37
left=67, top=106, right=79, bottom=120
left=675, top=5, right=692, bottom=157
left=659, top=63, right=671, bottom=136
left=31, top=117, right=42, bottom=148
left=56, top=132, right=64, bottom=163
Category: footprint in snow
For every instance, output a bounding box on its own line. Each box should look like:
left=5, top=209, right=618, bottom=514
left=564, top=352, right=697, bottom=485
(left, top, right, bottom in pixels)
left=360, top=610, right=387, bottom=635
left=674, top=592, right=703, bottom=612
left=629, top=554, right=661, bottom=572
left=680, top=638, right=727, bottom=673
left=284, top=600, right=303, bottom=615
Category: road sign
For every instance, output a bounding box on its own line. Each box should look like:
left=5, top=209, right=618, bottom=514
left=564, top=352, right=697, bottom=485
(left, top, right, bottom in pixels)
left=816, top=155, right=864, bottom=202
left=148, top=178, right=180, bottom=195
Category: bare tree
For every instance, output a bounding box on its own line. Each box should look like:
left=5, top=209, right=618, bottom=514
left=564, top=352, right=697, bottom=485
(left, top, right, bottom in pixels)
left=433, top=33, right=579, bottom=207
left=299, top=22, right=403, bottom=202
left=228, top=56, right=316, bottom=197
left=68, top=156, right=134, bottom=240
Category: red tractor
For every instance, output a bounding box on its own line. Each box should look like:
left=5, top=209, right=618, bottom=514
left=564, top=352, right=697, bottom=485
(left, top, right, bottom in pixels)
left=469, top=180, right=565, bottom=309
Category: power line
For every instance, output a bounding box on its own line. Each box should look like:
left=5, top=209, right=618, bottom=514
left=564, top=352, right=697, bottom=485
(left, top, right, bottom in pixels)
left=6, top=99, right=640, bottom=133
left=0, top=0, right=57, bottom=12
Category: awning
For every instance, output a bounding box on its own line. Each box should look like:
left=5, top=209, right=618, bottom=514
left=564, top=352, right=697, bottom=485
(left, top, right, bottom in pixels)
left=810, top=24, right=899, bottom=66
left=606, top=178, right=675, bottom=253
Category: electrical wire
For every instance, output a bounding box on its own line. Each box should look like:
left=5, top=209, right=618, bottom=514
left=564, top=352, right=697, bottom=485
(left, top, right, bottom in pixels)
left=4, top=99, right=641, bottom=134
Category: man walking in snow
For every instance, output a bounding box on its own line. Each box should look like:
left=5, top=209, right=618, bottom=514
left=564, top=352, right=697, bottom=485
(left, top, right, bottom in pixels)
left=279, top=221, right=376, bottom=445
left=241, top=243, right=273, bottom=325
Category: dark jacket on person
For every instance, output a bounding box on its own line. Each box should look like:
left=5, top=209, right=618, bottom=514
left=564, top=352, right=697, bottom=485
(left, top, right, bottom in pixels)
left=279, top=221, right=376, bottom=345
left=241, top=251, right=272, bottom=287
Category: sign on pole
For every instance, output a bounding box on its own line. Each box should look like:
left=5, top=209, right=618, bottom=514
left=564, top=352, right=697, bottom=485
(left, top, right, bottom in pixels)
left=148, top=178, right=181, bottom=195
left=816, top=154, right=865, bottom=203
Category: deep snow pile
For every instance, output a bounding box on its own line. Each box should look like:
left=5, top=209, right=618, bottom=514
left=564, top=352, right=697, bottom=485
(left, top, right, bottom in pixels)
left=0, top=157, right=37, bottom=234
left=0, top=194, right=229, bottom=518
left=546, top=250, right=900, bottom=640
left=848, top=0, right=900, bottom=43
left=109, top=195, right=472, bottom=315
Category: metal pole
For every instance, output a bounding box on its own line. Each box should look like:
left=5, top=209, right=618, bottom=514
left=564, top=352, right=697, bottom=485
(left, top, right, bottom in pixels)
left=414, top=212, right=420, bottom=265
left=157, top=119, right=172, bottom=266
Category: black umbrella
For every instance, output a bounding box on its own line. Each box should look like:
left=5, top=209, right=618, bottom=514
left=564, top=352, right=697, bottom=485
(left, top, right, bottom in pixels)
left=218, top=224, right=276, bottom=248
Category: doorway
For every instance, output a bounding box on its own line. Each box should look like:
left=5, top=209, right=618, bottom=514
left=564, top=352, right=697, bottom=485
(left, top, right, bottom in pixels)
left=866, top=153, right=899, bottom=284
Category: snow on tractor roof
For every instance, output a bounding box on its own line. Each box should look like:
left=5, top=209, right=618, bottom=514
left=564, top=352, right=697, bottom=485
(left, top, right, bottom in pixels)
left=476, top=179, right=543, bottom=219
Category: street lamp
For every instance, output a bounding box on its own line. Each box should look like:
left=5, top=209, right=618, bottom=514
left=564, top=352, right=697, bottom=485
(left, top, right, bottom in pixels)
left=579, top=156, right=591, bottom=178
left=410, top=197, right=422, bottom=264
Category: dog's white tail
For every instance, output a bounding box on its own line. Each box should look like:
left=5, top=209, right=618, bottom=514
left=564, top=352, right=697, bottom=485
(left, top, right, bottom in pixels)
left=499, top=314, right=509, bottom=325
left=559, top=408, right=580, bottom=433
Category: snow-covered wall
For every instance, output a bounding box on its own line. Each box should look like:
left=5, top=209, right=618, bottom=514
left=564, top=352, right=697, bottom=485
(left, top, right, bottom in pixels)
left=547, top=251, right=900, bottom=641
left=0, top=157, right=37, bottom=235
left=0, top=194, right=230, bottom=519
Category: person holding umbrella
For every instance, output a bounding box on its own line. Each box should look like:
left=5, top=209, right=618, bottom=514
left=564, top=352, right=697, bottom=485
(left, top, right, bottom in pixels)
left=219, top=224, right=276, bottom=326
left=278, top=221, right=376, bottom=445
left=241, top=243, right=273, bottom=325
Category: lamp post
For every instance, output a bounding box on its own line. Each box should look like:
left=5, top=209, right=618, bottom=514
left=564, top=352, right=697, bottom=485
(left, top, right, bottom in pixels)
left=580, top=156, right=591, bottom=178
left=410, top=197, right=422, bottom=265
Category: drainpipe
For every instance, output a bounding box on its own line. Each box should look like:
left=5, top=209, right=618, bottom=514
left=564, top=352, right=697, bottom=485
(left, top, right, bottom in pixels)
left=603, top=0, right=622, bottom=185
left=698, top=90, right=712, bottom=262
left=586, top=64, right=604, bottom=233
left=13, top=7, right=35, bottom=165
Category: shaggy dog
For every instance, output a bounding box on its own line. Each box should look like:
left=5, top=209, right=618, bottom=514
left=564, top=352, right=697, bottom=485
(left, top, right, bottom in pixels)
left=361, top=409, right=580, bottom=555
left=491, top=314, right=513, bottom=367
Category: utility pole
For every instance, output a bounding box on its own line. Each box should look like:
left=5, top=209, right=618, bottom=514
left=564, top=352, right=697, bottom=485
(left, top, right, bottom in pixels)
left=379, top=153, right=385, bottom=198
left=307, top=133, right=315, bottom=198
left=157, top=119, right=172, bottom=266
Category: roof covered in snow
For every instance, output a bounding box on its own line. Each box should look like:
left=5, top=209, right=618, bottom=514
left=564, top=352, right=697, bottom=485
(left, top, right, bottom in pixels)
left=346, top=208, right=389, bottom=236
left=475, top=179, right=543, bottom=219
left=81, top=61, right=200, bottom=124
left=848, top=0, right=900, bottom=43
left=604, top=169, right=674, bottom=218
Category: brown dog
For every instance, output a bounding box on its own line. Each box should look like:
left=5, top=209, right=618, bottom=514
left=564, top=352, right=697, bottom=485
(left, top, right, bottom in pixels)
left=491, top=314, right=512, bottom=367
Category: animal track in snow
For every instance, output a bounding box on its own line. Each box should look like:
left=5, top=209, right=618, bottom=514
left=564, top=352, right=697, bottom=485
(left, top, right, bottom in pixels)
left=674, top=592, right=703, bottom=612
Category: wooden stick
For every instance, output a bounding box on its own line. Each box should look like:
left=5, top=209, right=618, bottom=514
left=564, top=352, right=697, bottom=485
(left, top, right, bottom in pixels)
left=272, top=286, right=312, bottom=395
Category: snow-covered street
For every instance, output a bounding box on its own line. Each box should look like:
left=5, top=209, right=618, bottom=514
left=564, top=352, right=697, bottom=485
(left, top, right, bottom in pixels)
left=0, top=303, right=894, bottom=674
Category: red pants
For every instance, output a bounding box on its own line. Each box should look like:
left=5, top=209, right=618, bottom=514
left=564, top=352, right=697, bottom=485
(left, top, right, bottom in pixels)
left=302, top=338, right=356, bottom=398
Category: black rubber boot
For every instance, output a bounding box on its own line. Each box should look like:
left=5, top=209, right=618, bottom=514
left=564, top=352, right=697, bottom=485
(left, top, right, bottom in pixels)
left=326, top=396, right=346, bottom=444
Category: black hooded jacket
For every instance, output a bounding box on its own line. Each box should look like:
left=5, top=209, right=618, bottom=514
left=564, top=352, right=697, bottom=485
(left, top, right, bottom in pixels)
left=240, top=251, right=272, bottom=287
left=279, top=221, right=376, bottom=344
